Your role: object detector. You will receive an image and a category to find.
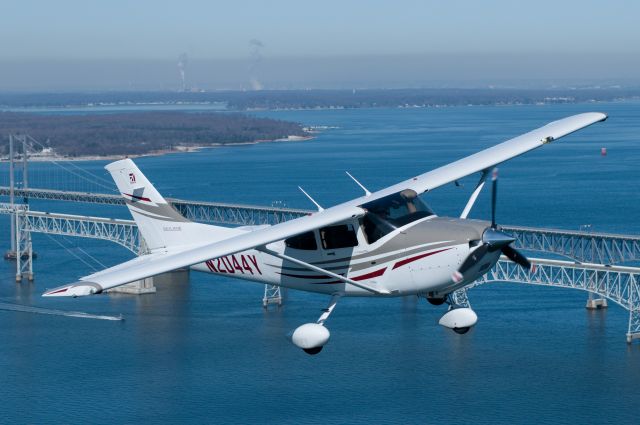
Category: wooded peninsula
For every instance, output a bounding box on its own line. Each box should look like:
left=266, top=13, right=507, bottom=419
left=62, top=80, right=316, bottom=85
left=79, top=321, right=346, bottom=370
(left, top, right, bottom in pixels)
left=0, top=111, right=308, bottom=158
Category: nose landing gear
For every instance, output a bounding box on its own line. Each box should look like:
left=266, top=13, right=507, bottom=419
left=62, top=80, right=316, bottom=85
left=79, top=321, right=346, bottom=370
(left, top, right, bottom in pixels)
left=425, top=288, right=479, bottom=335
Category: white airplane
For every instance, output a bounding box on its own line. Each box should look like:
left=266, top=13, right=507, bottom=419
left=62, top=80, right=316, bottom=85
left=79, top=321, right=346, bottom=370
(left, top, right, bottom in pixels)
left=44, top=112, right=607, bottom=354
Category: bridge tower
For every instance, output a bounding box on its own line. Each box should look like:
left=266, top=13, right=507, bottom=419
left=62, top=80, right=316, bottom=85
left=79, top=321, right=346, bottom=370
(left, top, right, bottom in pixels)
left=4, top=135, right=34, bottom=282
left=4, top=135, right=34, bottom=281
left=5, top=134, right=16, bottom=257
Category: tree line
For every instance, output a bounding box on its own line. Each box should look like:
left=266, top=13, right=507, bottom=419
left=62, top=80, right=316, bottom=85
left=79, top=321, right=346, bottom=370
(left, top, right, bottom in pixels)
left=0, top=112, right=307, bottom=157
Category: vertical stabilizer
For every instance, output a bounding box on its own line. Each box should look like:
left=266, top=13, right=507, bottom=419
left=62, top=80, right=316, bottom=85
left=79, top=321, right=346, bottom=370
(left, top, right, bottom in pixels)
left=105, top=159, right=239, bottom=252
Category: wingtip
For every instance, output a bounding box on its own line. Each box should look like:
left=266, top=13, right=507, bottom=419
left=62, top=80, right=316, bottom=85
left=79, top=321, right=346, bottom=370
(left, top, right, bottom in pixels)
left=42, top=281, right=102, bottom=297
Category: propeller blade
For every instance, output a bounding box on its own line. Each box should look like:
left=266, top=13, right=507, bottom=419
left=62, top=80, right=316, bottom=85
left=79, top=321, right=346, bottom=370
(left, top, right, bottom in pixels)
left=452, top=244, right=490, bottom=283
left=491, top=168, right=498, bottom=229
left=501, top=245, right=531, bottom=270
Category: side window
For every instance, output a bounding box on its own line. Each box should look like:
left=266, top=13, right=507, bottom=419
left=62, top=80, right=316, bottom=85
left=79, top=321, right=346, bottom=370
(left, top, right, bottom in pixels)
left=320, top=224, right=359, bottom=249
left=361, top=213, right=395, bottom=244
left=285, top=231, right=318, bottom=250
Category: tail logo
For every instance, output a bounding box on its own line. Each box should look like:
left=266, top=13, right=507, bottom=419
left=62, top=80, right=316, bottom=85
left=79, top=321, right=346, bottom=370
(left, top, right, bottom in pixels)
left=124, top=188, right=152, bottom=203
left=129, top=173, right=136, bottom=184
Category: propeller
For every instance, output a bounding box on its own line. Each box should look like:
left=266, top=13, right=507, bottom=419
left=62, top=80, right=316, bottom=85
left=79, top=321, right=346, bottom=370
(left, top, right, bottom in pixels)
left=502, top=245, right=531, bottom=269
left=452, top=168, right=533, bottom=284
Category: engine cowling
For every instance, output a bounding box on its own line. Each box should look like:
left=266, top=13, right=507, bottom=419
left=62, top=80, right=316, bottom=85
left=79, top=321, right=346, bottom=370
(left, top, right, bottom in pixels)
left=290, top=323, right=330, bottom=354
left=438, top=308, right=478, bottom=334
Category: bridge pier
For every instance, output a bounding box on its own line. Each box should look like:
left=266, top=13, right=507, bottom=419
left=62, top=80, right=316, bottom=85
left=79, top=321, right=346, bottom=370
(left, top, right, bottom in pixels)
left=586, top=292, right=608, bottom=309
left=262, top=284, right=283, bottom=308
left=108, top=277, right=157, bottom=295
left=14, top=212, right=34, bottom=283
left=106, top=268, right=189, bottom=295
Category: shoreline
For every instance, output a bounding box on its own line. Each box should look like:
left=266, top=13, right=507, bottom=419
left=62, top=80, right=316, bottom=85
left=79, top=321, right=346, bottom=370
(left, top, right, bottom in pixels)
left=0, top=134, right=314, bottom=163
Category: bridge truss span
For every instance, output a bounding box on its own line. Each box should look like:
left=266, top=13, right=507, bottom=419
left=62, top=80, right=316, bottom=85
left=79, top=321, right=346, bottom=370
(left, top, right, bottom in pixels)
left=171, top=200, right=309, bottom=226
left=3, top=190, right=640, bottom=341
left=474, top=258, right=640, bottom=342
left=0, top=187, right=311, bottom=225
left=20, top=211, right=142, bottom=254
left=502, top=225, right=640, bottom=265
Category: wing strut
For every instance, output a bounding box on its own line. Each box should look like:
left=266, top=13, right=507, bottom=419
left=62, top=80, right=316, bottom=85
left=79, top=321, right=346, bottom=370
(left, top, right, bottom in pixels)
left=460, top=169, right=489, bottom=219
left=258, top=247, right=390, bottom=295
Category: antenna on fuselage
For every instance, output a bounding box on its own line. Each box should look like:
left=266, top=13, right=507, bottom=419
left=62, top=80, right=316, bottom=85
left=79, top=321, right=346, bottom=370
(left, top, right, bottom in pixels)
left=298, top=186, right=324, bottom=212
left=345, top=171, right=371, bottom=196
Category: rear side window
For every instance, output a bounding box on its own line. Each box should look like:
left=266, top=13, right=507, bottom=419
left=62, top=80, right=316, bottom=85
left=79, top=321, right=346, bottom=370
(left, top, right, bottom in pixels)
left=285, top=231, right=318, bottom=250
left=320, top=224, right=359, bottom=249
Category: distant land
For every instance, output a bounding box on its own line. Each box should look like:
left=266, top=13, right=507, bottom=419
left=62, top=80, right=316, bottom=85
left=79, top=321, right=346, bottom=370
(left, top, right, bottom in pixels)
left=1, top=88, right=639, bottom=111
left=1, top=87, right=638, bottom=159
left=0, top=112, right=309, bottom=159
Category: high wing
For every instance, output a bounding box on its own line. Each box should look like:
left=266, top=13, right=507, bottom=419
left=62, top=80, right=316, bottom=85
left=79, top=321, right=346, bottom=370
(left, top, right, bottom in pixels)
left=371, top=112, right=607, bottom=198
left=43, top=112, right=606, bottom=297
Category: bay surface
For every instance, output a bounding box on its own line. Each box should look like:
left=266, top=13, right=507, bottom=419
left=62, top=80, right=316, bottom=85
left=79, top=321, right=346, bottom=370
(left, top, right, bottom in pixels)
left=1, top=102, right=639, bottom=424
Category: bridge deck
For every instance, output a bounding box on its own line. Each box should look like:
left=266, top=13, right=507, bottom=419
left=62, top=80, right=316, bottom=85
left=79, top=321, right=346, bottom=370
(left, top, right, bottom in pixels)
left=2, top=187, right=640, bottom=342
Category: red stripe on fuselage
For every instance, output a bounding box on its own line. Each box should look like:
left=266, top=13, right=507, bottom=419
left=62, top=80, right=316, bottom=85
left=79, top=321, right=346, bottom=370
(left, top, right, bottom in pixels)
left=392, top=247, right=453, bottom=270
left=352, top=267, right=387, bottom=281
left=273, top=247, right=453, bottom=285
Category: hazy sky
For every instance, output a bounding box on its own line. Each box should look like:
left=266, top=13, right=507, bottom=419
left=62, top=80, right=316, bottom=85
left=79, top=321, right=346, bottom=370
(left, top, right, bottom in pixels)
left=2, top=0, right=639, bottom=90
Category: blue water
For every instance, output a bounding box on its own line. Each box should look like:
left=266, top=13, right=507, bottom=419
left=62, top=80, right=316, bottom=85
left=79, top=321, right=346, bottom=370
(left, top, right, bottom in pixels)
left=2, top=102, right=640, bottom=424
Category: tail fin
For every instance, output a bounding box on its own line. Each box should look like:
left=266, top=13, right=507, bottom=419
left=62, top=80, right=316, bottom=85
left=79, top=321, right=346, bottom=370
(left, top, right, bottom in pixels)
left=105, top=159, right=239, bottom=252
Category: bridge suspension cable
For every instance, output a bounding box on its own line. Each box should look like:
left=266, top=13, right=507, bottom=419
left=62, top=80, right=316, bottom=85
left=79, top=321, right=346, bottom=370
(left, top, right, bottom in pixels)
left=43, top=234, right=102, bottom=273
left=25, top=135, right=117, bottom=190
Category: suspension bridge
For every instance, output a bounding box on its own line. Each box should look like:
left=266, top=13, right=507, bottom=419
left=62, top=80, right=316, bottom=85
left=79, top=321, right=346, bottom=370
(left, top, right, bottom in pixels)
left=1, top=134, right=639, bottom=342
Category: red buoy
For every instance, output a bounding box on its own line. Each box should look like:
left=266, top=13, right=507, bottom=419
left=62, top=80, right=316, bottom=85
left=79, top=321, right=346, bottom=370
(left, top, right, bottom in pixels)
left=601, top=147, right=607, bottom=156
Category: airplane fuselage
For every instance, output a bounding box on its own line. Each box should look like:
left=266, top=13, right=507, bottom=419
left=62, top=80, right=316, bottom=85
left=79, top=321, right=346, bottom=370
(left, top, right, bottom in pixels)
left=191, top=215, right=495, bottom=297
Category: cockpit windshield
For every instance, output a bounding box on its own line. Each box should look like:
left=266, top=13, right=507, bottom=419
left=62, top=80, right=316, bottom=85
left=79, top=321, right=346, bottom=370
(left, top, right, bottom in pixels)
left=360, top=189, right=434, bottom=243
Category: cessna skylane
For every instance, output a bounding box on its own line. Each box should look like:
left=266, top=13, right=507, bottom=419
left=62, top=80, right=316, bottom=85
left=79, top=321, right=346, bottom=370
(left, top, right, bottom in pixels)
left=44, top=112, right=607, bottom=354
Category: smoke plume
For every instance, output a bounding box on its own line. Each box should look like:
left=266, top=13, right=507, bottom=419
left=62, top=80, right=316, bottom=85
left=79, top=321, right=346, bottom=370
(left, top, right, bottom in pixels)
left=248, top=39, right=264, bottom=90
left=177, top=53, right=188, bottom=91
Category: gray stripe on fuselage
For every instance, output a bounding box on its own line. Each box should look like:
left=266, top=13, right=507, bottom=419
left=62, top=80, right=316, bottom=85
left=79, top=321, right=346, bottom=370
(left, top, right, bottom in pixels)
left=271, top=240, right=456, bottom=274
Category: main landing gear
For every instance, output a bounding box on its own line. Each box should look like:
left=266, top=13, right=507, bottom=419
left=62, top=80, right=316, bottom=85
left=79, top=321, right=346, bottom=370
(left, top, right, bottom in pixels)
left=289, top=293, right=342, bottom=355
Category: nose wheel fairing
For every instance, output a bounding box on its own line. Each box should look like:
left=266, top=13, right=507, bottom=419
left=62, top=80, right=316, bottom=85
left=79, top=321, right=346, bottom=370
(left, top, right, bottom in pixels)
left=439, top=288, right=478, bottom=334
